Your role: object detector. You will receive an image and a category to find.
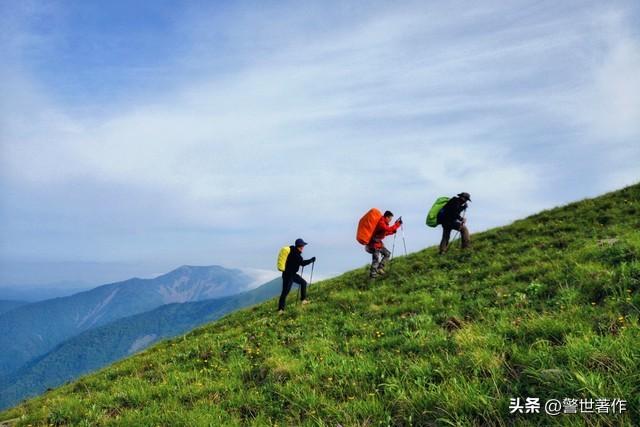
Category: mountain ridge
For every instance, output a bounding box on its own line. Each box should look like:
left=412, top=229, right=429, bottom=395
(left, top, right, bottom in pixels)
left=0, top=278, right=282, bottom=410
left=0, top=265, right=258, bottom=379
left=0, top=300, right=27, bottom=316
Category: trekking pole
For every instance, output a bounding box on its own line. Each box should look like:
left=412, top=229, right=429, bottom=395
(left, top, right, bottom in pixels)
left=309, top=261, right=315, bottom=286
left=391, top=233, right=397, bottom=260
left=298, top=266, right=304, bottom=303
left=401, top=223, right=407, bottom=256
left=452, top=210, right=467, bottom=246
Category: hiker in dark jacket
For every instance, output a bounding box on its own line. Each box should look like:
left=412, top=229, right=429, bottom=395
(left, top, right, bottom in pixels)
left=278, top=238, right=315, bottom=312
left=437, top=192, right=471, bottom=253
left=367, top=211, right=402, bottom=278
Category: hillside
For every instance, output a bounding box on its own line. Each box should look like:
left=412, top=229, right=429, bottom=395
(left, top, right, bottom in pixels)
left=0, top=265, right=255, bottom=379
left=0, top=279, right=281, bottom=411
left=0, top=300, right=27, bottom=316
left=1, top=184, right=638, bottom=426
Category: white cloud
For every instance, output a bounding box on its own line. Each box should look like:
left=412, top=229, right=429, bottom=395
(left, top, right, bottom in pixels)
left=1, top=1, right=638, bottom=276
left=586, top=23, right=640, bottom=140
left=548, top=8, right=640, bottom=143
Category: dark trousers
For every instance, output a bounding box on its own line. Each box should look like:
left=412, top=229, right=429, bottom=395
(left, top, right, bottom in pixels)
left=369, top=246, right=391, bottom=277
left=439, top=223, right=470, bottom=253
left=278, top=273, right=307, bottom=310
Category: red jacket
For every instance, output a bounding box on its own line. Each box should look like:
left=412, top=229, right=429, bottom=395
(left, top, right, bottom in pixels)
left=368, top=217, right=401, bottom=249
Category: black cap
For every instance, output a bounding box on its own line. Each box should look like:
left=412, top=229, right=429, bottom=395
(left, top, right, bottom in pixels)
left=458, top=192, right=471, bottom=202
left=295, top=238, right=308, bottom=247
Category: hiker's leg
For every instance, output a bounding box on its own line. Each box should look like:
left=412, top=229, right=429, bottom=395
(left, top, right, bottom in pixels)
left=380, top=247, right=391, bottom=269
left=460, top=224, right=470, bottom=249
left=440, top=227, right=451, bottom=253
left=370, top=249, right=381, bottom=276
left=278, top=275, right=293, bottom=310
left=293, top=274, right=308, bottom=301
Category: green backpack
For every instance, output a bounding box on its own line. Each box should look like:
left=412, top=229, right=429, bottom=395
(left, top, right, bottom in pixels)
left=426, top=197, right=449, bottom=227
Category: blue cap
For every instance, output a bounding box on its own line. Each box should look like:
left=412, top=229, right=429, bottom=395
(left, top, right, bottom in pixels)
left=295, top=238, right=308, bottom=247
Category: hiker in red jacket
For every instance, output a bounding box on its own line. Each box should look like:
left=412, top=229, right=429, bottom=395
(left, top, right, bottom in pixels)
left=366, top=211, right=402, bottom=278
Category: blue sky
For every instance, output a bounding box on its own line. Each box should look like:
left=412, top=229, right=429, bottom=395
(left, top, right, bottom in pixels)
left=1, top=0, right=639, bottom=286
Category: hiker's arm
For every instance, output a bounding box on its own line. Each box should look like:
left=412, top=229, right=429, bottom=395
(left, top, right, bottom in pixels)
left=385, top=221, right=401, bottom=236
left=302, top=257, right=316, bottom=266
left=456, top=200, right=465, bottom=221
left=378, top=221, right=397, bottom=236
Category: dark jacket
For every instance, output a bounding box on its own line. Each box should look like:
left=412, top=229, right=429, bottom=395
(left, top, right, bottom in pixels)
left=283, top=246, right=313, bottom=276
left=438, top=196, right=468, bottom=225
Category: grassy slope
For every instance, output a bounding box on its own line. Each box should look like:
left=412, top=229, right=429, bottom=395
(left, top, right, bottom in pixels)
left=0, top=279, right=281, bottom=411
left=1, top=184, right=638, bottom=426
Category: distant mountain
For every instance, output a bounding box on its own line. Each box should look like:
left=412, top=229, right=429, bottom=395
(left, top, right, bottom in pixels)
left=0, top=265, right=256, bottom=379
left=0, top=278, right=282, bottom=410
left=0, top=300, right=27, bottom=315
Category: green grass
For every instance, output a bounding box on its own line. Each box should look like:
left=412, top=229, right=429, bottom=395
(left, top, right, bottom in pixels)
left=1, top=184, right=639, bottom=426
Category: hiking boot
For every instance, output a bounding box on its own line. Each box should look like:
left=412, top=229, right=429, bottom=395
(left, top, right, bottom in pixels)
left=278, top=309, right=285, bottom=315
left=377, top=267, right=386, bottom=275
left=301, top=299, right=310, bottom=305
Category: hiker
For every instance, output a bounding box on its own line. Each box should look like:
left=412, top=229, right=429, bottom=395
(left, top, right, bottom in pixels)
left=278, top=238, right=316, bottom=313
left=366, top=211, right=402, bottom=278
left=437, top=192, right=471, bottom=254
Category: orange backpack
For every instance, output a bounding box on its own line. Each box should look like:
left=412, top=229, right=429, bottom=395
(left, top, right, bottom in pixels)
left=356, top=208, right=382, bottom=245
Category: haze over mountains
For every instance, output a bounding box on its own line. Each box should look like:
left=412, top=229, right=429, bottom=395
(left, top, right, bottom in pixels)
left=0, top=282, right=95, bottom=303
left=0, top=265, right=275, bottom=380
left=0, top=261, right=168, bottom=301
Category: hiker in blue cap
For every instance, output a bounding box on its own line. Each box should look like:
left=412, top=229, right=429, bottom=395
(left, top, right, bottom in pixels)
left=278, top=238, right=316, bottom=313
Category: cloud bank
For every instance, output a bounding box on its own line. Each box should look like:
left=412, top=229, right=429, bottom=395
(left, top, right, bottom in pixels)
left=1, top=1, right=638, bottom=282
